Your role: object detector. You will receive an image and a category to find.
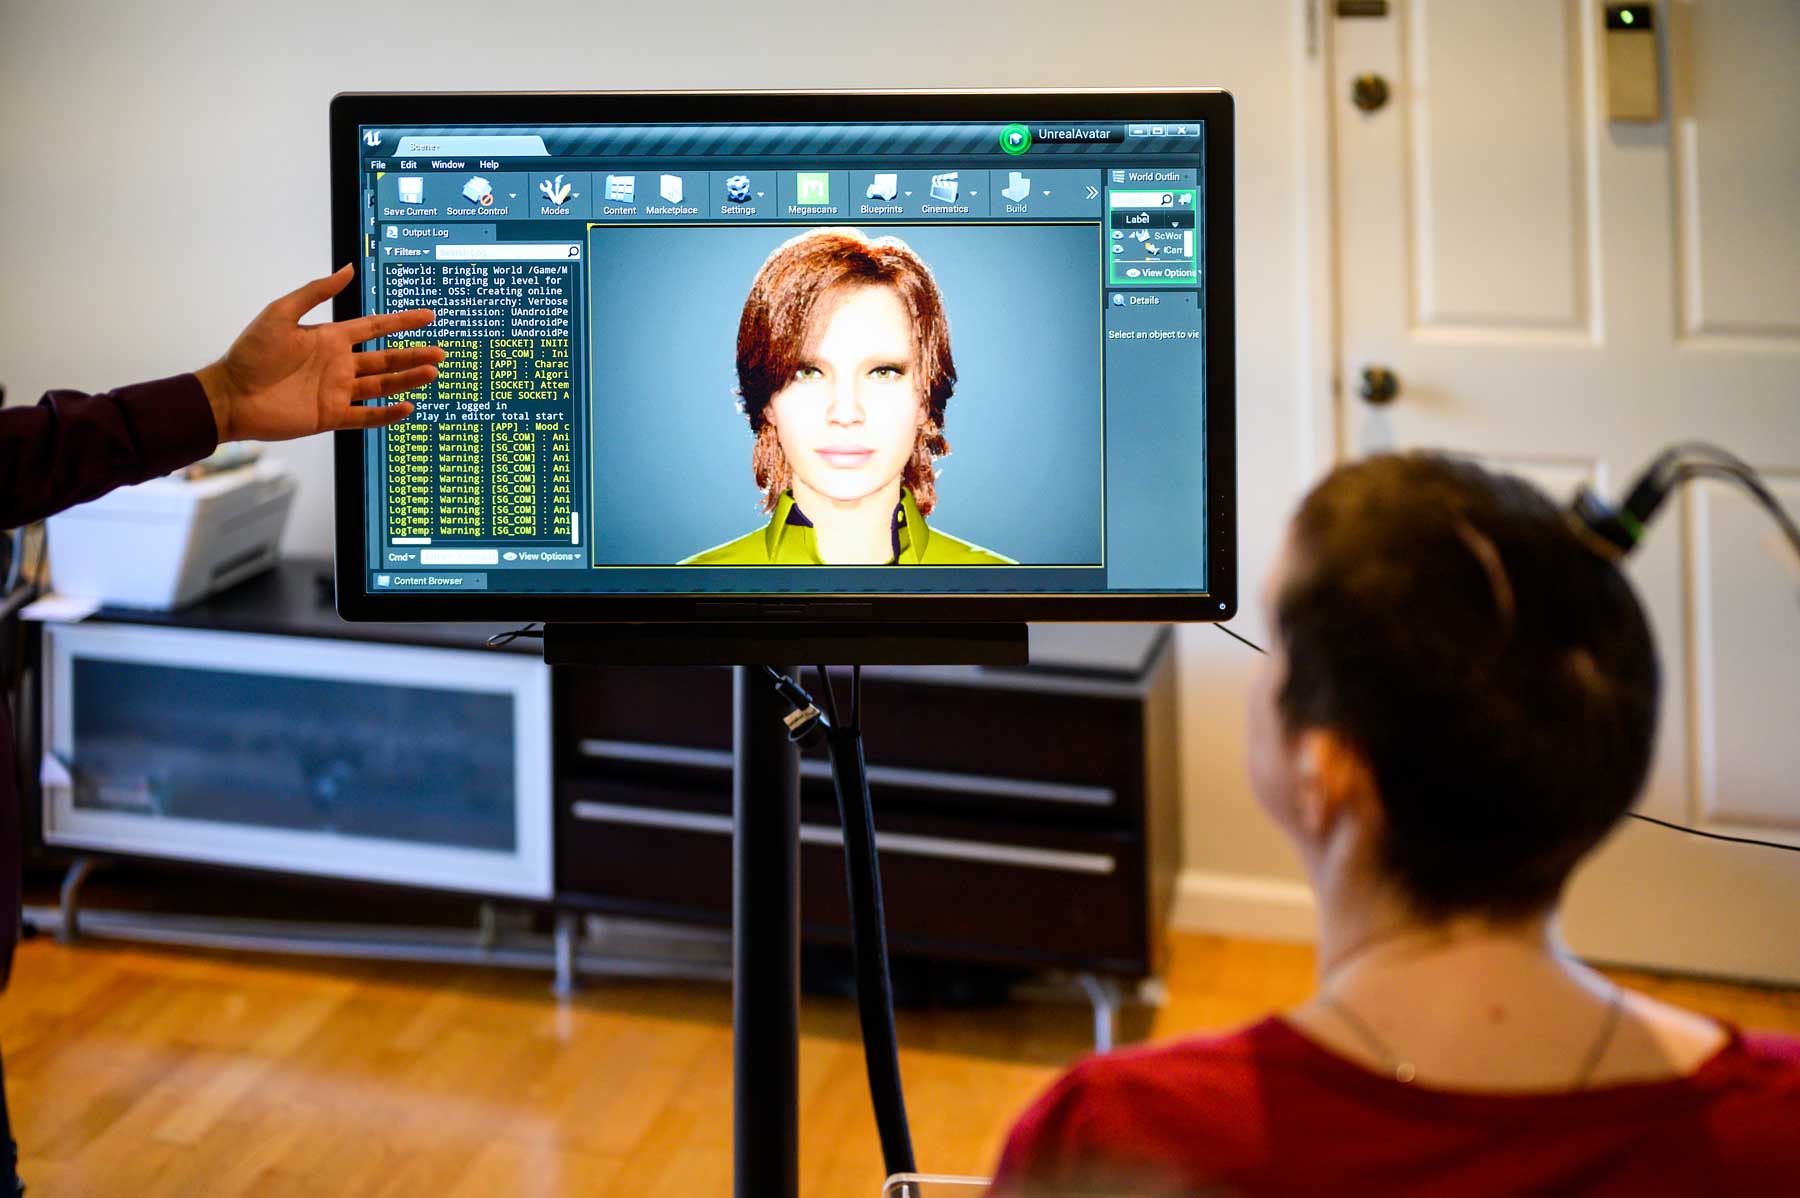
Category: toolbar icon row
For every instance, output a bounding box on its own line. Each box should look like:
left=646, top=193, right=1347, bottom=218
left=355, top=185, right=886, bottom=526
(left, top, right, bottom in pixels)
left=377, top=168, right=1106, bottom=221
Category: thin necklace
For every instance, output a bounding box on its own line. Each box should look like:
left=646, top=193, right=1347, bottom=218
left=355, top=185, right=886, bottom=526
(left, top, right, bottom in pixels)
left=1315, top=983, right=1626, bottom=1088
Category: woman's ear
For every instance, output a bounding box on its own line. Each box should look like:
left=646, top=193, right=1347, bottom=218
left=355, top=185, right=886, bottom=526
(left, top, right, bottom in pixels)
left=1295, top=729, right=1379, bottom=838
left=1294, top=731, right=1332, bottom=837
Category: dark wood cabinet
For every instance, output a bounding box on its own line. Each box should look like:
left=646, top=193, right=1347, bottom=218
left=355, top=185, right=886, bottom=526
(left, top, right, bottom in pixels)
left=553, top=625, right=1181, bottom=979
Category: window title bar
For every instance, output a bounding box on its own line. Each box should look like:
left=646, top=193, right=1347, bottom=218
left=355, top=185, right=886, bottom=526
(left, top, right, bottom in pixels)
left=361, top=122, right=1202, bottom=161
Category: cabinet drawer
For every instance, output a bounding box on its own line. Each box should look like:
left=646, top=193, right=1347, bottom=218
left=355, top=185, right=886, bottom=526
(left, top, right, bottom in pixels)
left=556, top=779, right=1148, bottom=974
left=566, top=737, right=1121, bottom=823
left=554, top=665, right=1143, bottom=818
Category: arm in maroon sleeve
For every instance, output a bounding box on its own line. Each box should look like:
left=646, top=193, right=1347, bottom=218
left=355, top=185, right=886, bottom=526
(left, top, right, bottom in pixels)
left=0, top=373, right=221, bottom=528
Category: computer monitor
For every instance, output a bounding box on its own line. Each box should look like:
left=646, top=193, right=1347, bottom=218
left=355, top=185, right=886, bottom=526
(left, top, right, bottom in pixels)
left=330, top=90, right=1235, bottom=624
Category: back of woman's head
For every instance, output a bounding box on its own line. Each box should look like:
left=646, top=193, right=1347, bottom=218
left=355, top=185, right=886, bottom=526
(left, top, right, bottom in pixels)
left=1275, top=453, right=1659, bottom=921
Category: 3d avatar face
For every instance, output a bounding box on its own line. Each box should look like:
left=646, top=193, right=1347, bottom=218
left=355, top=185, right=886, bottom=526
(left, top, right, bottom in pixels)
left=765, top=283, right=927, bottom=512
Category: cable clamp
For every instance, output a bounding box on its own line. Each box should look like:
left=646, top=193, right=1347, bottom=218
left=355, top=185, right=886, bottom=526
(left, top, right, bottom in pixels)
left=782, top=704, right=821, bottom=734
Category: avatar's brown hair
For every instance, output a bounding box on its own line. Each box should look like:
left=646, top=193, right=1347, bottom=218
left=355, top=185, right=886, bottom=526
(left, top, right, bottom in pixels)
left=737, top=228, right=956, bottom=513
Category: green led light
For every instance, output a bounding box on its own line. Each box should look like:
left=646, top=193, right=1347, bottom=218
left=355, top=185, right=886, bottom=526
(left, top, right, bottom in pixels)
left=1621, top=9, right=1634, bottom=23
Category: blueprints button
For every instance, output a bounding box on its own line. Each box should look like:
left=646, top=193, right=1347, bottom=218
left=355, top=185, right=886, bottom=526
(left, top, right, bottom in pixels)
left=384, top=573, right=488, bottom=591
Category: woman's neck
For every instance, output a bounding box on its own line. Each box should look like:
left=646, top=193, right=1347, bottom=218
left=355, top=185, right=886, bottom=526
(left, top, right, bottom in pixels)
left=792, top=479, right=902, bottom=564
left=1294, top=875, right=1726, bottom=1089
left=1313, top=884, right=1559, bottom=989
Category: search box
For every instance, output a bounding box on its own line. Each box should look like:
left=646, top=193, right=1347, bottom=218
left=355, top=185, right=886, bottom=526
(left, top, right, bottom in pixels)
left=435, top=244, right=581, bottom=261
left=1110, top=191, right=1176, bottom=208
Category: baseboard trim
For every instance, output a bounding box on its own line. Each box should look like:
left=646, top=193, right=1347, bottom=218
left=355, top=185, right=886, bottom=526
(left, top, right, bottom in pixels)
left=1170, top=870, right=1317, bottom=943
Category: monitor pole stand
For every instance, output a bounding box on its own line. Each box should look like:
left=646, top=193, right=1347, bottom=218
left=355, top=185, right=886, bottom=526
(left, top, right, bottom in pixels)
left=733, top=663, right=801, bottom=1198
left=542, top=623, right=1029, bottom=1198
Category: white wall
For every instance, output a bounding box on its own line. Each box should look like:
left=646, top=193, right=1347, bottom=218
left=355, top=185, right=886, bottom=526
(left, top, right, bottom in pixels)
left=0, top=0, right=1321, bottom=934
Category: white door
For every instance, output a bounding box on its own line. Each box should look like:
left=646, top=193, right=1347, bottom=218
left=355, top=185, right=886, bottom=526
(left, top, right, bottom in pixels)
left=1329, top=0, right=1800, bottom=982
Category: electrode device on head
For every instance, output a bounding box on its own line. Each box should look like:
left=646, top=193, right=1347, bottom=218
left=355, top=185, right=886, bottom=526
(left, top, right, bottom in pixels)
left=1569, top=442, right=1800, bottom=574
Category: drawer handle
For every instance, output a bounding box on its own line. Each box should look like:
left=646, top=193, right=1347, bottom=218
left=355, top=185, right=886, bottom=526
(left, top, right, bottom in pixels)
left=576, top=738, right=1115, bottom=808
left=569, top=800, right=1116, bottom=876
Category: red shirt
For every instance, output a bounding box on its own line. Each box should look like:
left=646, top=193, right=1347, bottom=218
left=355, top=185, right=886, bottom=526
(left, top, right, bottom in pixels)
left=988, top=1016, right=1800, bottom=1197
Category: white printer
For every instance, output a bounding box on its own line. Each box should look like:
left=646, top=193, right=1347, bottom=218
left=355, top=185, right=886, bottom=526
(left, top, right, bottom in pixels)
left=46, top=454, right=296, bottom=610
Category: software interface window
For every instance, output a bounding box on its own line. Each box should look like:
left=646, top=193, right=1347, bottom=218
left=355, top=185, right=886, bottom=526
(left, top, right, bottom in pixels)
left=357, top=119, right=1207, bottom=595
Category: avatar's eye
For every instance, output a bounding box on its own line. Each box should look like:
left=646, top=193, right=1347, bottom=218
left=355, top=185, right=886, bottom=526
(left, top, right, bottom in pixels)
left=794, top=364, right=823, bottom=381
left=870, top=365, right=906, bottom=380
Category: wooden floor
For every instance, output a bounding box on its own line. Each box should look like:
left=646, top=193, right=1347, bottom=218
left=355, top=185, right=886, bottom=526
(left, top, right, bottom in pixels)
left=2, top=931, right=1796, bottom=1197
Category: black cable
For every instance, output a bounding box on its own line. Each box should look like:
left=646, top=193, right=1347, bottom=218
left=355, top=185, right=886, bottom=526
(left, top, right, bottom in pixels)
left=822, top=718, right=917, bottom=1180
left=485, top=623, right=543, bottom=648
left=1208, top=443, right=1800, bottom=858
left=1670, top=462, right=1800, bottom=560
left=815, top=665, right=840, bottom=727
left=1215, top=623, right=1268, bottom=656
left=1624, top=812, right=1800, bottom=853
left=850, top=663, right=862, bottom=732
left=757, top=666, right=915, bottom=1184
left=1210, top=619, right=1799, bottom=855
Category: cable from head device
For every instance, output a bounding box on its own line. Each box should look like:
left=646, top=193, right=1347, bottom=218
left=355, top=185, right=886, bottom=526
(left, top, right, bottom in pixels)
left=1568, top=442, right=1800, bottom=576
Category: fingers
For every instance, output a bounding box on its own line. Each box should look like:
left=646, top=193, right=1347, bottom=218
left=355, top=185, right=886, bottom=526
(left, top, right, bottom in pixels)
left=341, top=399, right=416, bottom=431
left=335, top=307, right=435, bottom=345
left=351, top=364, right=438, bottom=404
left=353, top=345, right=446, bottom=377
left=270, top=264, right=355, bottom=321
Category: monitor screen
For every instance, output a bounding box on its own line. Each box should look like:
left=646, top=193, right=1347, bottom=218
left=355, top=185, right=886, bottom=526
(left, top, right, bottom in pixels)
left=331, top=91, right=1235, bottom=623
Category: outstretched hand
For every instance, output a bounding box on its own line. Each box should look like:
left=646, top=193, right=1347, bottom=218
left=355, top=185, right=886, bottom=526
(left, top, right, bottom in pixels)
left=195, top=265, right=442, bottom=444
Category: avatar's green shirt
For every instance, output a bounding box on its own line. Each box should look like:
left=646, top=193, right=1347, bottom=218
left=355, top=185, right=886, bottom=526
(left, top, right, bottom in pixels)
left=681, top=488, right=1014, bottom=566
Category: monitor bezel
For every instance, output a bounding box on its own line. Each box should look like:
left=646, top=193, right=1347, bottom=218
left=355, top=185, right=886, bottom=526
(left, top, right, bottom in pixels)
left=330, top=89, right=1236, bottom=624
